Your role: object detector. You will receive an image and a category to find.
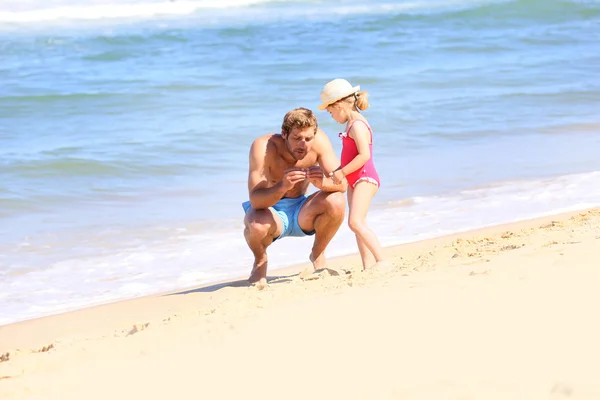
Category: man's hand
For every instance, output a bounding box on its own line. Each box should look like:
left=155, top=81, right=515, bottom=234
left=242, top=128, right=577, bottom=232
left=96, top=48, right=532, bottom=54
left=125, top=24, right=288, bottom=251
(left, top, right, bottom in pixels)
left=282, top=167, right=308, bottom=190
left=307, top=166, right=325, bottom=189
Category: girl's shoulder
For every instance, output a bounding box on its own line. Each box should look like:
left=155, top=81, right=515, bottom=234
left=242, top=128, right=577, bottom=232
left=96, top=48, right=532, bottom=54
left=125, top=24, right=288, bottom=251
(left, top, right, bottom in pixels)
left=348, top=118, right=371, bottom=131
left=347, top=118, right=372, bottom=137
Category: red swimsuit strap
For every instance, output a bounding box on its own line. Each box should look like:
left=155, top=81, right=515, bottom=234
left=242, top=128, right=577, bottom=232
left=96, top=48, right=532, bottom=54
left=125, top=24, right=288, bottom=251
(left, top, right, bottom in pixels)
left=346, top=119, right=373, bottom=143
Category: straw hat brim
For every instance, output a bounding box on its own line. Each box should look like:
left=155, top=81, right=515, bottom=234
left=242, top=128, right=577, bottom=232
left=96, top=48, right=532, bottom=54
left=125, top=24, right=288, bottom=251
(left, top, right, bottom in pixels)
left=318, top=85, right=360, bottom=110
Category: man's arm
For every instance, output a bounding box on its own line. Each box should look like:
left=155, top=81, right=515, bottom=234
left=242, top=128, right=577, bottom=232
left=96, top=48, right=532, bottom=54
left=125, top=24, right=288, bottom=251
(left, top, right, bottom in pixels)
left=313, top=130, right=347, bottom=193
left=247, top=137, right=287, bottom=209
left=247, top=137, right=307, bottom=209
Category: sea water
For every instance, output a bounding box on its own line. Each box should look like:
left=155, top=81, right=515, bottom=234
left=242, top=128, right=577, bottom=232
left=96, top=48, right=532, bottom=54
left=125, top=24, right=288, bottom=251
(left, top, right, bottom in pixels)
left=1, top=0, right=600, bottom=325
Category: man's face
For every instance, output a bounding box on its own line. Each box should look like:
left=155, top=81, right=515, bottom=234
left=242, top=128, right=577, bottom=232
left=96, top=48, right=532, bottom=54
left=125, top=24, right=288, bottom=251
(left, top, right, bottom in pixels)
left=284, top=126, right=316, bottom=160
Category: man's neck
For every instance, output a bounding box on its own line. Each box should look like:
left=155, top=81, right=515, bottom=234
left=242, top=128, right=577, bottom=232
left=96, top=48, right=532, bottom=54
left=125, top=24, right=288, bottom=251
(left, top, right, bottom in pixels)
left=277, top=137, right=299, bottom=165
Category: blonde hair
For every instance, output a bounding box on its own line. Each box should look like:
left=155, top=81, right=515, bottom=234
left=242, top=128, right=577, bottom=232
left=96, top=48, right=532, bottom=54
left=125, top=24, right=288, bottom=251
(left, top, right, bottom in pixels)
left=337, top=90, right=370, bottom=111
left=281, top=107, right=318, bottom=136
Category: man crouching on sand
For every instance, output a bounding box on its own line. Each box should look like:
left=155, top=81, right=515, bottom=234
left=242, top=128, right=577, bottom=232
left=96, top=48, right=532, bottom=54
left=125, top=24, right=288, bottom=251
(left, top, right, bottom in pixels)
left=242, top=107, right=347, bottom=288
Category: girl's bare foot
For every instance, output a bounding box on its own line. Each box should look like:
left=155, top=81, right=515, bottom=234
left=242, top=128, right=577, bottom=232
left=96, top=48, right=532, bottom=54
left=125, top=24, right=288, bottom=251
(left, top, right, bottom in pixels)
left=373, top=260, right=394, bottom=272
left=363, top=260, right=394, bottom=271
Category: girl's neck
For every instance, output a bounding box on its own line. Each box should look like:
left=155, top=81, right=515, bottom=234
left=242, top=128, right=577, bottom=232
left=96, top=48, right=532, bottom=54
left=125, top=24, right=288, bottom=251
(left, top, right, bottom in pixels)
left=345, top=114, right=366, bottom=127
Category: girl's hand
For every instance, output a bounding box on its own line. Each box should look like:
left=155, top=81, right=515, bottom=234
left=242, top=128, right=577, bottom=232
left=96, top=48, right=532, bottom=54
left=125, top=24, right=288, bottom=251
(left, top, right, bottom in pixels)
left=330, top=168, right=345, bottom=185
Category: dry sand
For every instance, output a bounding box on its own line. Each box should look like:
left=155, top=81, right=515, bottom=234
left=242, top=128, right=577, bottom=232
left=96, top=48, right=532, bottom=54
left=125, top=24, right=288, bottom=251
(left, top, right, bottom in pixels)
left=1, top=208, right=599, bottom=399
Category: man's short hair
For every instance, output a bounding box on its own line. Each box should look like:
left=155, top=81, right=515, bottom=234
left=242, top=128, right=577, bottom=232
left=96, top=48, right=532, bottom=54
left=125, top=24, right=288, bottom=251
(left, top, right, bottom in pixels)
left=281, top=107, right=318, bottom=136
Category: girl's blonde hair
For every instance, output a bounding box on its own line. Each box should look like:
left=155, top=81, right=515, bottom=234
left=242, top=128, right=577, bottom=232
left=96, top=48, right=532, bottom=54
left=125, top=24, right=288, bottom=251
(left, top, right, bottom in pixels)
left=337, top=90, right=370, bottom=111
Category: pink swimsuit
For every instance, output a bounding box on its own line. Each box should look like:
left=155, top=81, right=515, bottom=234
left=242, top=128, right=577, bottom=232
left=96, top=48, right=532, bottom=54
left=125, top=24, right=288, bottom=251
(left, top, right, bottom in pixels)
left=339, top=120, right=381, bottom=189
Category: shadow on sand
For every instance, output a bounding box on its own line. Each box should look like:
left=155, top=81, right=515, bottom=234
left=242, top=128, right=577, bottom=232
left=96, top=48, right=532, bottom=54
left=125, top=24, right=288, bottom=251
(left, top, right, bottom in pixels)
left=164, top=274, right=299, bottom=296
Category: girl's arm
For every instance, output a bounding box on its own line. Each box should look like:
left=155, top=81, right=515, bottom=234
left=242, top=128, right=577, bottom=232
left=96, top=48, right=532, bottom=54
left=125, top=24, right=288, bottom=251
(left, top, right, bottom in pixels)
left=313, top=129, right=348, bottom=193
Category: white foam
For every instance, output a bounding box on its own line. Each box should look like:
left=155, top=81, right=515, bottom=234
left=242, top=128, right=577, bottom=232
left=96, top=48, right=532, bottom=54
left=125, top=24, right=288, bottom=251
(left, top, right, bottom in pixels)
left=0, top=0, right=273, bottom=23
left=1, top=170, right=599, bottom=326
left=0, top=0, right=506, bottom=25
left=371, top=170, right=600, bottom=247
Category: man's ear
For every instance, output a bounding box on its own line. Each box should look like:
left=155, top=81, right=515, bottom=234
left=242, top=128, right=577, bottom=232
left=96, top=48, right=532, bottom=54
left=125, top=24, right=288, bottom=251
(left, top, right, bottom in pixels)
left=281, top=131, right=287, bottom=139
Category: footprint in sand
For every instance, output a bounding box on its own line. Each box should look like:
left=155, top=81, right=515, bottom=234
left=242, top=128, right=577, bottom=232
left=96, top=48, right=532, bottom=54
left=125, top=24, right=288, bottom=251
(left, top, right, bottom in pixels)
left=299, top=268, right=340, bottom=281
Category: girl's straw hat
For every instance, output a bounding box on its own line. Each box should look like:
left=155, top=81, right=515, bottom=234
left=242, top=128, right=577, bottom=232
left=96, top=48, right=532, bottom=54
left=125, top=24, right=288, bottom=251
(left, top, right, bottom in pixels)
left=318, top=78, right=360, bottom=110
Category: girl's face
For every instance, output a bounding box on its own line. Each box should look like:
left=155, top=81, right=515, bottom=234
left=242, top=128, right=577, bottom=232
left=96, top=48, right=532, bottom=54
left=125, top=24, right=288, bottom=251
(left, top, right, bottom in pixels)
left=326, top=102, right=347, bottom=124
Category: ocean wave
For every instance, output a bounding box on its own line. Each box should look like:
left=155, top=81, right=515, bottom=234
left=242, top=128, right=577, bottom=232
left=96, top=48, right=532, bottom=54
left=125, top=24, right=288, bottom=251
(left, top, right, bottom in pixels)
left=1, top=0, right=597, bottom=26
left=0, top=92, right=126, bottom=102
left=0, top=0, right=274, bottom=23
left=2, top=153, right=220, bottom=181
left=6, top=158, right=135, bottom=177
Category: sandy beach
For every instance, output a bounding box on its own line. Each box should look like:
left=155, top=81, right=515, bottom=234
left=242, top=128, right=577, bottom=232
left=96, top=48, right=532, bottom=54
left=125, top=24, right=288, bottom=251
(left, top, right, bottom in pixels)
left=1, top=208, right=599, bottom=399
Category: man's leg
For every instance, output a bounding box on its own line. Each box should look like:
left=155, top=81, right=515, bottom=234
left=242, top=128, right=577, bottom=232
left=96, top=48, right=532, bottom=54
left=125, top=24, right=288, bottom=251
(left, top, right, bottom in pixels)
left=297, top=191, right=346, bottom=271
left=243, top=208, right=283, bottom=286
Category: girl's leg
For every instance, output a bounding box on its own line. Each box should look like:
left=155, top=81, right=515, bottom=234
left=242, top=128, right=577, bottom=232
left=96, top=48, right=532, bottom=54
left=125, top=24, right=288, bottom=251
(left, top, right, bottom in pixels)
left=347, top=181, right=386, bottom=268
left=347, top=186, right=375, bottom=268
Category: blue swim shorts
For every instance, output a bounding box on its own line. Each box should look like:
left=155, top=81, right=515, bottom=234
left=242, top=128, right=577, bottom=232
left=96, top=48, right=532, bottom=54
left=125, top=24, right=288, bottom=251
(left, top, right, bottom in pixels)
left=242, top=196, right=316, bottom=241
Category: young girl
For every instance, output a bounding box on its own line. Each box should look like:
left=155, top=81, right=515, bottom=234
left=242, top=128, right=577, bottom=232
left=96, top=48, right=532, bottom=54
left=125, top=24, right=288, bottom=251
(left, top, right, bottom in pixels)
left=318, top=78, right=389, bottom=270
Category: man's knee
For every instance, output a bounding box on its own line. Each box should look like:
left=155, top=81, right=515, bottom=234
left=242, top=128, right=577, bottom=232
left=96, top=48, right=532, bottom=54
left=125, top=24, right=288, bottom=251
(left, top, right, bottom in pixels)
left=324, top=192, right=346, bottom=217
left=244, top=210, right=274, bottom=240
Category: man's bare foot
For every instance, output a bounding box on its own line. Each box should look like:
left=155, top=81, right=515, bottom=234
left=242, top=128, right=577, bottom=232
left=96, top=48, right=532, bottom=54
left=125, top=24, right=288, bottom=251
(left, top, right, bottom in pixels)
left=309, top=252, right=327, bottom=270
left=298, top=268, right=315, bottom=279
left=298, top=253, right=324, bottom=280
left=249, top=260, right=268, bottom=288
left=250, top=277, right=268, bottom=291
left=299, top=254, right=342, bottom=280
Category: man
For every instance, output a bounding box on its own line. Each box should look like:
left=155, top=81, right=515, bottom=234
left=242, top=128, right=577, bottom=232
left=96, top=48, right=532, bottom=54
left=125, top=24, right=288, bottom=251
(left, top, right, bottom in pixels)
left=243, top=107, right=347, bottom=288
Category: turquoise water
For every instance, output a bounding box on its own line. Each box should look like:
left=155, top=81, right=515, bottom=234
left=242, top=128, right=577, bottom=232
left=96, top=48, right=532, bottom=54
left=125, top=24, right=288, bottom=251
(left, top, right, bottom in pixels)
left=1, top=0, right=600, bottom=325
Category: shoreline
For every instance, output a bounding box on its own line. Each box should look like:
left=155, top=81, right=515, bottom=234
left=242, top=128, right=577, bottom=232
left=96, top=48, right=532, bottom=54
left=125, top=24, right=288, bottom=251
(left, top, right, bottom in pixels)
left=2, top=201, right=596, bottom=330
left=1, top=206, right=598, bottom=353
left=2, top=169, right=599, bottom=328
